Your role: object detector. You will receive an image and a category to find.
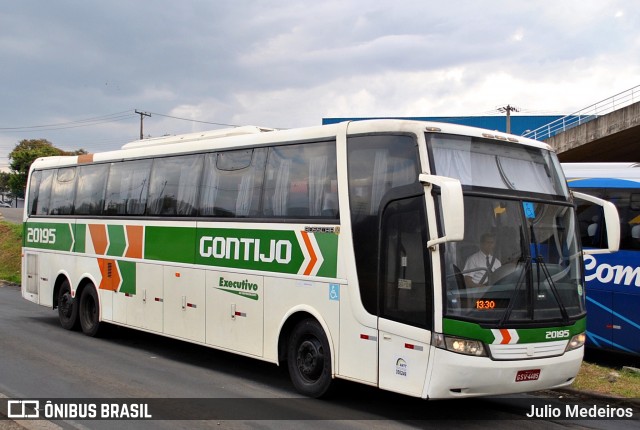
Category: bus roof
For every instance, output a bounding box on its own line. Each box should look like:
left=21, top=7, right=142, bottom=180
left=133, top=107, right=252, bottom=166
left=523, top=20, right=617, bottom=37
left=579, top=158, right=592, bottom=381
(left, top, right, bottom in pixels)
left=562, top=162, right=640, bottom=188
left=30, top=119, right=552, bottom=171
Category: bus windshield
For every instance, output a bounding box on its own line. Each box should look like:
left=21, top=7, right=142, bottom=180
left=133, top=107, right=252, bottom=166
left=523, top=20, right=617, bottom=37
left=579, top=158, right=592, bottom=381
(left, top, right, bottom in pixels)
left=442, top=197, right=585, bottom=325
left=429, top=134, right=584, bottom=326
left=429, top=134, right=569, bottom=197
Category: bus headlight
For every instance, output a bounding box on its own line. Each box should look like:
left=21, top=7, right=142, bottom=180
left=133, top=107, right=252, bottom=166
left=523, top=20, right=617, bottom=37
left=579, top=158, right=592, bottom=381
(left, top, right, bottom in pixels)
left=565, top=333, right=586, bottom=352
left=432, top=333, right=487, bottom=357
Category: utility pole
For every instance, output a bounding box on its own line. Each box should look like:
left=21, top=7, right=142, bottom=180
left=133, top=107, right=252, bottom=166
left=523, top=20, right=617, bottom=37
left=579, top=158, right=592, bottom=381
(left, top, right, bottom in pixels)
left=135, top=110, right=151, bottom=140
left=498, top=105, right=520, bottom=134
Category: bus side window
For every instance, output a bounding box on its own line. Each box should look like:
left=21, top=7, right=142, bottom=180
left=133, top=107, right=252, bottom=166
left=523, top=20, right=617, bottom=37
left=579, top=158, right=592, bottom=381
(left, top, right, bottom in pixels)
left=262, top=142, right=337, bottom=219
left=50, top=167, right=77, bottom=215
left=199, top=149, right=266, bottom=218
left=28, top=170, right=42, bottom=216
left=147, top=155, right=203, bottom=216
left=574, top=188, right=606, bottom=248
left=608, top=189, right=640, bottom=250
left=75, top=164, right=108, bottom=215
left=35, top=170, right=55, bottom=216
left=104, top=159, right=152, bottom=215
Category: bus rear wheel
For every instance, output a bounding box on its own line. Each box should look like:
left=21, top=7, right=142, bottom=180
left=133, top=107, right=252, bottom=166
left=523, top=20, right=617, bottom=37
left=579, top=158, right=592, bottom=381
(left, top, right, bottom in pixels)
left=78, top=284, right=101, bottom=337
left=57, top=280, right=78, bottom=330
left=287, top=319, right=332, bottom=398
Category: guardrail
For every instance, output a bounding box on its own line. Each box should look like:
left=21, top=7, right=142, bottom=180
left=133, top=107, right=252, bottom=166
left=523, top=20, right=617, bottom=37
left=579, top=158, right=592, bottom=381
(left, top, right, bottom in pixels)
left=522, top=85, right=639, bottom=141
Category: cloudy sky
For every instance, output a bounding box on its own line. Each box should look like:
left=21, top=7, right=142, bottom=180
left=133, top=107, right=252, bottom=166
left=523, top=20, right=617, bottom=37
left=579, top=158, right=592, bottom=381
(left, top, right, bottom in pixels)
left=1, top=0, right=638, bottom=170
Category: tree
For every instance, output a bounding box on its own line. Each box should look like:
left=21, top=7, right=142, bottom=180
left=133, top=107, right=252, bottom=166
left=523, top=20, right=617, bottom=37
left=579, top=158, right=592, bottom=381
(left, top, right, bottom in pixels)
left=7, top=139, right=66, bottom=199
left=0, top=171, right=10, bottom=196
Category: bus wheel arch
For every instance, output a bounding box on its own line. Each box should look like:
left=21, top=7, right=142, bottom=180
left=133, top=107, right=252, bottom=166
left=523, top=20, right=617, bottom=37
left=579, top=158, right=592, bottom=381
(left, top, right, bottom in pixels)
left=77, top=278, right=102, bottom=337
left=278, top=311, right=335, bottom=398
left=54, top=275, right=78, bottom=330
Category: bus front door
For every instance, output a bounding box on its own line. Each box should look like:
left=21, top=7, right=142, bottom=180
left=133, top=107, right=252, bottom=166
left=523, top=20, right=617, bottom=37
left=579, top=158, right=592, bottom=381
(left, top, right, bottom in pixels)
left=378, top=196, right=432, bottom=397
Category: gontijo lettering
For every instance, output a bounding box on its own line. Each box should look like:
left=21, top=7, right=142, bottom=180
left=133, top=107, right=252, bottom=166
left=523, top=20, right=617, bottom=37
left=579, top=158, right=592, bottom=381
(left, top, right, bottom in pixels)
left=199, top=236, right=292, bottom=263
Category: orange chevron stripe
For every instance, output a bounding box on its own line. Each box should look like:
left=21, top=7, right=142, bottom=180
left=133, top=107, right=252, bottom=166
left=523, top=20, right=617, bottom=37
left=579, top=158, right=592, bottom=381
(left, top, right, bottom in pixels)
left=300, top=231, right=317, bottom=276
left=125, top=225, right=144, bottom=259
left=500, top=329, right=511, bottom=344
left=97, top=258, right=120, bottom=291
left=89, top=224, right=108, bottom=255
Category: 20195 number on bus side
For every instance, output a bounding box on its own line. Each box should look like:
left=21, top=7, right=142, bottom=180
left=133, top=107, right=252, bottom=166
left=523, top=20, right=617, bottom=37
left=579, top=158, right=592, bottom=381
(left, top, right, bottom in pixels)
left=21, top=120, right=619, bottom=399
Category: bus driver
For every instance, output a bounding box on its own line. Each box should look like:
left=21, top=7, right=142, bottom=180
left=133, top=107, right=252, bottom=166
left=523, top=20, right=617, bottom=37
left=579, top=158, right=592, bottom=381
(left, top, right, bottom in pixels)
left=464, top=233, right=502, bottom=287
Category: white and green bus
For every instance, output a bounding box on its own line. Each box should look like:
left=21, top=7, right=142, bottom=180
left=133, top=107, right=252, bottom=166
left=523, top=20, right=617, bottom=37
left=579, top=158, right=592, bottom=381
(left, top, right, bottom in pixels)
left=21, top=120, right=618, bottom=399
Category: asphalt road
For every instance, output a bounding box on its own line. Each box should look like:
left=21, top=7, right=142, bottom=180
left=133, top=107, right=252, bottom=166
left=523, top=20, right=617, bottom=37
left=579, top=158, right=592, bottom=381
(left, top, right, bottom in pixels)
left=0, top=284, right=637, bottom=429
left=0, top=208, right=22, bottom=224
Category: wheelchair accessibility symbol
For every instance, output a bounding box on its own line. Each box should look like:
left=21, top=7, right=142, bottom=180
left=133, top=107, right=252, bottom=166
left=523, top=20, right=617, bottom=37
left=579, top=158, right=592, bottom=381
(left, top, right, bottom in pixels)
left=329, top=284, right=340, bottom=301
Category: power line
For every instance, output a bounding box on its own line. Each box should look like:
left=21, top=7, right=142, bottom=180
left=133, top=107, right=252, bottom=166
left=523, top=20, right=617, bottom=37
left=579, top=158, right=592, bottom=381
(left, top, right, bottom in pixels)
left=146, top=111, right=240, bottom=128
left=0, top=111, right=135, bottom=131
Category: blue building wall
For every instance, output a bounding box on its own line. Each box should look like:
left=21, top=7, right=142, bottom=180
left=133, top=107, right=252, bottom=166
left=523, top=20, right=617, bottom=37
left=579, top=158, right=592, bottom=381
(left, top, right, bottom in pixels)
left=322, top=116, right=563, bottom=136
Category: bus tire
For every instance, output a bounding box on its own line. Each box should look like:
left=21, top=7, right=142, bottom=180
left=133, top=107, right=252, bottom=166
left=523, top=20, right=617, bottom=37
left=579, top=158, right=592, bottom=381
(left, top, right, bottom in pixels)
left=57, top=280, right=78, bottom=330
left=287, top=319, right=332, bottom=398
left=78, top=284, right=101, bottom=337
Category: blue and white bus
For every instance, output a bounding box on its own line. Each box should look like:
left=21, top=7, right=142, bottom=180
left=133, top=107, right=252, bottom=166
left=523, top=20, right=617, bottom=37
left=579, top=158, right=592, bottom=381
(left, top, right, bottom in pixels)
left=563, top=163, right=640, bottom=355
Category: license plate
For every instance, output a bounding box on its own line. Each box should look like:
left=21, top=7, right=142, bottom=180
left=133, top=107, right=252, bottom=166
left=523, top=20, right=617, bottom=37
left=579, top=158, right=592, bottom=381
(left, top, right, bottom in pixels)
left=515, top=369, right=541, bottom=382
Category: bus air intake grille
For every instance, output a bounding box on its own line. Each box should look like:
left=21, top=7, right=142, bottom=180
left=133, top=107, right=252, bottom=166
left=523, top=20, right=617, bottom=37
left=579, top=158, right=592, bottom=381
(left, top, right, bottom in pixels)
left=489, top=340, right=567, bottom=360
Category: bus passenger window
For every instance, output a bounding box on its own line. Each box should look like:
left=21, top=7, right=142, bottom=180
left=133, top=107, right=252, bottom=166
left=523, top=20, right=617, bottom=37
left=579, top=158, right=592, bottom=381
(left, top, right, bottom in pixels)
left=104, top=159, right=152, bottom=215
left=28, top=170, right=42, bottom=216
left=262, top=142, right=337, bottom=219
left=199, top=149, right=266, bottom=218
left=75, top=164, right=108, bottom=215
left=147, top=155, right=203, bottom=216
left=50, top=167, right=77, bottom=215
left=35, top=170, right=54, bottom=216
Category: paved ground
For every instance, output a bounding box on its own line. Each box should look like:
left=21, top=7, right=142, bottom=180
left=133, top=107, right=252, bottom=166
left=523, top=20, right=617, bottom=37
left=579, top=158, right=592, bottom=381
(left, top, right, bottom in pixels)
left=0, top=209, right=22, bottom=224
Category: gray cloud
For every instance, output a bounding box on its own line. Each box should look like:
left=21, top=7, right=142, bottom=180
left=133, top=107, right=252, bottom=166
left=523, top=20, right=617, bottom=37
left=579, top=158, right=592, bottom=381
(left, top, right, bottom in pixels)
left=1, top=0, right=639, bottom=166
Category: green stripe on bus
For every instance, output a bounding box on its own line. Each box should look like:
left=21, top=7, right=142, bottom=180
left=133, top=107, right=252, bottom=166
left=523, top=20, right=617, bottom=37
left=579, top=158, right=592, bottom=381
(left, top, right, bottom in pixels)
left=443, top=317, right=587, bottom=344
left=118, top=261, right=136, bottom=295
left=514, top=318, right=586, bottom=343
left=443, top=319, right=495, bottom=344
left=24, top=222, right=74, bottom=252
left=145, top=226, right=197, bottom=264
left=74, top=223, right=86, bottom=253
left=314, top=232, right=338, bottom=278
left=107, top=225, right=126, bottom=257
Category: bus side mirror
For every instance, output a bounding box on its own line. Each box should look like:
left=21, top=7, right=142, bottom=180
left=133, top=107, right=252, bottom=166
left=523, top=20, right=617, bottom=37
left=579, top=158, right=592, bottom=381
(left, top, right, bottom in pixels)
left=419, top=174, right=464, bottom=248
left=572, top=191, right=620, bottom=254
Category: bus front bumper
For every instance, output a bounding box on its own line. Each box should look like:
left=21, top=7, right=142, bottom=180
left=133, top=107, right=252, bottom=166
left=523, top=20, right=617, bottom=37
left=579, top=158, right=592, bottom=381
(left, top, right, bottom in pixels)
left=425, top=346, right=583, bottom=399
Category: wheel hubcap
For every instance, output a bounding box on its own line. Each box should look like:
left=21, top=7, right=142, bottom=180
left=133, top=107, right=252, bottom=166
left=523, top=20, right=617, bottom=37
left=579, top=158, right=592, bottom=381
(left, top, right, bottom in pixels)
left=297, top=338, right=324, bottom=381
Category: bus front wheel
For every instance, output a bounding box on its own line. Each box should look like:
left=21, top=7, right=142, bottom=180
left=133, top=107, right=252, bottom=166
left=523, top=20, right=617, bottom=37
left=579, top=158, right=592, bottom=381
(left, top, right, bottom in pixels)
left=78, top=284, right=101, bottom=337
left=287, top=319, right=332, bottom=398
left=57, top=280, right=78, bottom=330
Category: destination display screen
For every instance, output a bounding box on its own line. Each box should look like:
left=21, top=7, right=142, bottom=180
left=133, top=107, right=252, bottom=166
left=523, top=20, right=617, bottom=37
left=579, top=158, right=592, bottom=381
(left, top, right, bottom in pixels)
left=475, top=299, right=509, bottom=310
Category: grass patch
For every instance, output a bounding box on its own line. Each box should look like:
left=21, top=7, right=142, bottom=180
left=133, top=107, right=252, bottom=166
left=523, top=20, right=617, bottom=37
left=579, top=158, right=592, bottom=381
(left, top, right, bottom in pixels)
left=572, top=360, right=640, bottom=398
left=0, top=221, right=22, bottom=284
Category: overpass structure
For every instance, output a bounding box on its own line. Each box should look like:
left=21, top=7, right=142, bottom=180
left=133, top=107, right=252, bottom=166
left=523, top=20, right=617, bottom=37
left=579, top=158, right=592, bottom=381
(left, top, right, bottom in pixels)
left=524, top=86, right=640, bottom=162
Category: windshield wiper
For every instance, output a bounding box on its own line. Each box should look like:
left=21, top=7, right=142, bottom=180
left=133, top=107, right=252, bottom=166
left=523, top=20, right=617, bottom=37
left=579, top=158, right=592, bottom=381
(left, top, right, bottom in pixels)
left=497, top=227, right=528, bottom=327
left=530, top=224, right=570, bottom=323
left=496, top=156, right=516, bottom=190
